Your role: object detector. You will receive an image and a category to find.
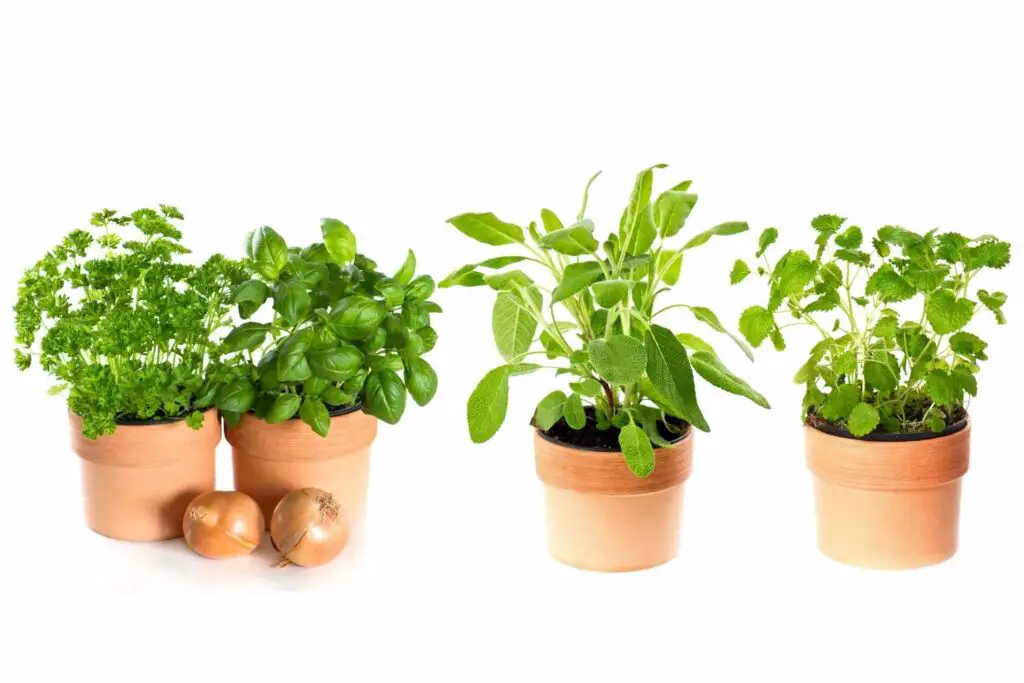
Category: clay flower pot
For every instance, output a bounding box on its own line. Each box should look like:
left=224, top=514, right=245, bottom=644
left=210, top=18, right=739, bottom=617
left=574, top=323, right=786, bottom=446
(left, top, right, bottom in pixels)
left=805, top=420, right=970, bottom=569
left=69, top=409, right=219, bottom=541
left=534, top=428, right=694, bottom=572
left=226, top=405, right=378, bottom=526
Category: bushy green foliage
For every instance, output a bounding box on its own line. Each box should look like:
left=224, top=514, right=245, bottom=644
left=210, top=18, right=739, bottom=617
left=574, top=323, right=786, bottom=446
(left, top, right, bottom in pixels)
left=735, top=216, right=1010, bottom=437
left=213, top=220, right=440, bottom=434
left=444, top=166, right=769, bottom=477
left=14, top=207, right=247, bottom=438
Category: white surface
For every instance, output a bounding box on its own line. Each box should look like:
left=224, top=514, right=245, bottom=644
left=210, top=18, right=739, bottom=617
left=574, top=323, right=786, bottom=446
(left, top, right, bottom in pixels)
left=1, top=1, right=1022, bottom=681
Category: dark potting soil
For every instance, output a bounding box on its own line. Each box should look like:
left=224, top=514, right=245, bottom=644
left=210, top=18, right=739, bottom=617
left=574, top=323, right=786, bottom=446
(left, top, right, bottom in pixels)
left=806, top=405, right=969, bottom=442
left=535, top=406, right=690, bottom=452
left=115, top=411, right=192, bottom=426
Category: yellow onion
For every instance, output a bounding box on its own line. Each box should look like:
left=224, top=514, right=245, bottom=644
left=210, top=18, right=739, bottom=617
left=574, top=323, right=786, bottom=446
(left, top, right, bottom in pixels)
left=270, top=487, right=350, bottom=567
left=183, top=491, right=264, bottom=559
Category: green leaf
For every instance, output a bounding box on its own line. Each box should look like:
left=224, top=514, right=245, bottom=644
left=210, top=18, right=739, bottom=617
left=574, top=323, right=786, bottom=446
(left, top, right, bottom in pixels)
left=308, top=345, right=363, bottom=382
left=978, top=289, right=1007, bottom=324
left=252, top=226, right=289, bottom=280
left=329, top=296, right=388, bottom=341
left=492, top=287, right=541, bottom=361
left=811, top=214, right=845, bottom=233
left=299, top=396, right=331, bottom=436
left=834, top=226, right=864, bottom=249
left=774, top=250, right=817, bottom=295
left=877, top=225, right=923, bottom=247
left=690, top=306, right=754, bottom=360
left=405, top=275, right=435, bottom=302
left=485, top=270, right=534, bottom=291
left=563, top=392, right=586, bottom=430
left=654, top=191, right=697, bottom=237
left=534, top=390, right=567, bottom=430
left=949, top=331, right=988, bottom=359
left=926, top=289, right=975, bottom=334
left=222, top=322, right=270, bottom=352
left=551, top=261, right=604, bottom=302
left=233, top=279, right=270, bottom=309
left=538, top=221, right=599, bottom=255
left=847, top=402, right=880, bottom=437
left=903, top=264, right=949, bottom=292
left=394, top=250, right=416, bottom=286
left=619, top=421, right=656, bottom=478
left=952, top=365, right=978, bottom=397
left=467, top=366, right=512, bottom=442
left=620, top=165, right=663, bottom=254
left=965, top=240, right=1011, bottom=270
left=592, top=279, right=631, bottom=308
left=683, top=221, right=749, bottom=250
left=404, top=357, right=438, bottom=406
left=363, top=369, right=407, bottom=424
left=864, top=352, right=899, bottom=393
left=448, top=212, right=525, bottom=246
left=926, top=369, right=956, bottom=406
left=540, top=208, right=564, bottom=233
left=439, top=256, right=528, bottom=288
left=676, top=333, right=716, bottom=355
left=577, top=171, right=602, bottom=221
left=570, top=378, right=603, bottom=397
left=730, top=259, right=751, bottom=284
left=738, top=305, right=774, bottom=347
left=644, top=324, right=709, bottom=431
left=656, top=249, right=684, bottom=285
left=756, top=227, right=779, bottom=257
left=374, top=277, right=405, bottom=308
left=865, top=264, right=915, bottom=302
left=589, top=334, right=647, bottom=385
left=265, top=393, right=302, bottom=424
left=691, top=351, right=770, bottom=409
left=819, top=384, right=860, bottom=421
left=321, top=218, right=357, bottom=265
left=216, top=379, right=257, bottom=414
left=833, top=249, right=871, bottom=266
left=273, top=280, right=312, bottom=326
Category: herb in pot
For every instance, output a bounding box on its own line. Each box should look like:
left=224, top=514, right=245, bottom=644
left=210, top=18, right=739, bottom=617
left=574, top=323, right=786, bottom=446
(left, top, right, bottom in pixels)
left=214, top=219, right=440, bottom=433
left=14, top=207, right=247, bottom=438
left=734, top=216, right=1010, bottom=436
left=443, top=166, right=770, bottom=477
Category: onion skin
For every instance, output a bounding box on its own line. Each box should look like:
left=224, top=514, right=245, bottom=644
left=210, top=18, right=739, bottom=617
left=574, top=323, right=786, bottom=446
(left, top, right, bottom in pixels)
left=270, top=487, right=350, bottom=567
left=183, top=491, right=264, bottom=559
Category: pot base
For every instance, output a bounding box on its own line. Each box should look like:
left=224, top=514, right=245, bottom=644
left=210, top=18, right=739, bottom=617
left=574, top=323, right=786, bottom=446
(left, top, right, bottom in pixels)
left=813, top=476, right=961, bottom=570
left=543, top=484, right=684, bottom=572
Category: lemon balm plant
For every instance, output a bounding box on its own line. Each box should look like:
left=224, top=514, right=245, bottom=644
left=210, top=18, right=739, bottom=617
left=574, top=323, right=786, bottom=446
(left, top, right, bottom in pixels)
left=443, top=166, right=769, bottom=571
left=217, top=219, right=440, bottom=524
left=735, top=216, right=1010, bottom=437
left=734, top=216, right=1010, bottom=568
left=13, top=206, right=245, bottom=540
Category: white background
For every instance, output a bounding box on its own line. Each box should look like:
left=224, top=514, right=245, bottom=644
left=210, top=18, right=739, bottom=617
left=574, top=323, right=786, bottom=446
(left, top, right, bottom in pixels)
left=1, top=1, right=1022, bottom=681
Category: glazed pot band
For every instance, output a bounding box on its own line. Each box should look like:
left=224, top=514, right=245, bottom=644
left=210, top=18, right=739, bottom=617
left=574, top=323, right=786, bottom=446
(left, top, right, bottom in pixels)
left=805, top=422, right=970, bottom=490
left=70, top=409, right=221, bottom=468
left=225, top=410, right=377, bottom=463
left=534, top=431, right=693, bottom=495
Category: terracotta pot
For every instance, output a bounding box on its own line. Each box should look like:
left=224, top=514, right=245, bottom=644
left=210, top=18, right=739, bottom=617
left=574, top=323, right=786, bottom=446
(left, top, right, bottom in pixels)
left=534, top=429, right=693, bottom=572
left=69, top=410, right=219, bottom=541
left=226, top=407, right=377, bottom=527
left=805, top=421, right=970, bottom=569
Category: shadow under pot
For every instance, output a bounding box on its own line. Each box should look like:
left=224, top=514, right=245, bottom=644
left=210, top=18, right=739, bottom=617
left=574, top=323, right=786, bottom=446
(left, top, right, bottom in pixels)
left=805, top=418, right=970, bottom=569
left=225, top=405, right=378, bottom=528
left=69, top=409, right=220, bottom=541
left=534, top=427, right=694, bottom=572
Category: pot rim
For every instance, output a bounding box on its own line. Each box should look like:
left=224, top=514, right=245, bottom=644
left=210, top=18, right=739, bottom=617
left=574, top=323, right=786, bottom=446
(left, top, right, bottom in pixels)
left=68, top=406, right=219, bottom=429
left=534, top=422, right=692, bottom=454
left=806, top=413, right=969, bottom=443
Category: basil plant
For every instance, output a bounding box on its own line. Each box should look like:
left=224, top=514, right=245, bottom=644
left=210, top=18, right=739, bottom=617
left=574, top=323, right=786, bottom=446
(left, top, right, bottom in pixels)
left=735, top=216, right=1010, bottom=437
left=443, top=166, right=770, bottom=477
left=214, top=219, right=440, bottom=434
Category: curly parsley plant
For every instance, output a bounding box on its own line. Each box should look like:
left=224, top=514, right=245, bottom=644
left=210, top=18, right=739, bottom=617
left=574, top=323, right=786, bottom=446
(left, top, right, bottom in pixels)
left=14, top=207, right=247, bottom=438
